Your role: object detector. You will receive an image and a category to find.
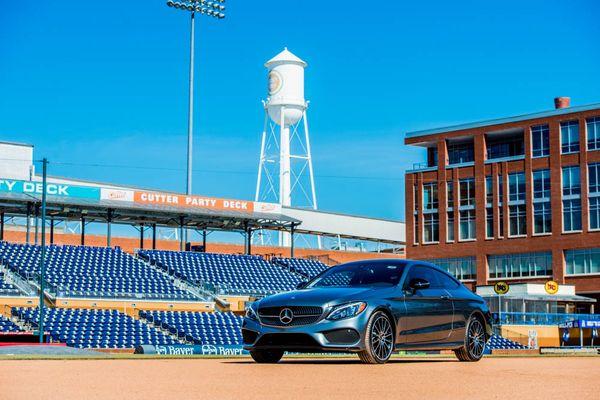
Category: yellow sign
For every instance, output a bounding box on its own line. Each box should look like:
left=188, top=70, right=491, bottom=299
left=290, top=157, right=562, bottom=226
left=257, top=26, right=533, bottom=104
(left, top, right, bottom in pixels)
left=494, top=281, right=509, bottom=295
left=545, top=280, right=559, bottom=295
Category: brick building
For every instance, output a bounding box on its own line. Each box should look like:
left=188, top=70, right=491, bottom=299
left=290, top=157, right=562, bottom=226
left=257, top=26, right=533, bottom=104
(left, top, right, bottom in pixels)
left=405, top=98, right=600, bottom=308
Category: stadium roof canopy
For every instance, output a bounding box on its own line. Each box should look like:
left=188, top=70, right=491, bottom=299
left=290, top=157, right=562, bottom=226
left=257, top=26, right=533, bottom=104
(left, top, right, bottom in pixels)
left=0, top=191, right=298, bottom=233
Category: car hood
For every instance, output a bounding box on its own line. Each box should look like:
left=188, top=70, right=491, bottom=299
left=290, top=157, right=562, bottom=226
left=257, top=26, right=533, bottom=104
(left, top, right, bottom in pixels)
left=257, top=286, right=387, bottom=309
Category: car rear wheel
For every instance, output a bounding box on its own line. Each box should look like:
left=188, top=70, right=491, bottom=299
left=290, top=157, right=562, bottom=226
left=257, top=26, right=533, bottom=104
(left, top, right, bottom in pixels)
left=455, top=315, right=486, bottom=362
left=358, top=311, right=394, bottom=364
left=250, top=349, right=284, bottom=363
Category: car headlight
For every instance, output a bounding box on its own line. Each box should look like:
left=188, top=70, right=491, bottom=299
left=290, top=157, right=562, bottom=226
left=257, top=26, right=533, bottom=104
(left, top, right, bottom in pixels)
left=327, top=302, right=367, bottom=321
left=245, top=304, right=258, bottom=321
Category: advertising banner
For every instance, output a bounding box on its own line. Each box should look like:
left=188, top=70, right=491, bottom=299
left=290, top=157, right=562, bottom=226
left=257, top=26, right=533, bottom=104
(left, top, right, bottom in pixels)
left=100, top=188, right=135, bottom=202
left=0, top=179, right=100, bottom=200
left=134, top=191, right=256, bottom=213
left=137, top=344, right=248, bottom=356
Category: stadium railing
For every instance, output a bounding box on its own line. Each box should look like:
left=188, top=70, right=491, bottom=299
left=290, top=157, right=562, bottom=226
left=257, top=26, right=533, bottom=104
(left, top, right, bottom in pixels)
left=496, top=312, right=600, bottom=326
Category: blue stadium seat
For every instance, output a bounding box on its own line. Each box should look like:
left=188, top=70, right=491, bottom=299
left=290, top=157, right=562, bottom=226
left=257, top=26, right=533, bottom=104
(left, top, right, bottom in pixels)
left=139, top=310, right=243, bottom=346
left=0, top=242, right=196, bottom=300
left=139, top=250, right=302, bottom=295
left=272, top=257, right=328, bottom=278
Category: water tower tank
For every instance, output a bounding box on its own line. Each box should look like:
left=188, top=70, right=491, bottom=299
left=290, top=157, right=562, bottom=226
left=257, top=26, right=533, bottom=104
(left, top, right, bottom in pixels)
left=265, top=48, right=307, bottom=127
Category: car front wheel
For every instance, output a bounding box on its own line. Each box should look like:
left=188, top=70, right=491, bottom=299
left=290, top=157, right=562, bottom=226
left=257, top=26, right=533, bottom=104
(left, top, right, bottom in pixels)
left=358, top=311, right=395, bottom=364
left=250, top=349, right=284, bottom=363
left=455, top=315, right=486, bottom=362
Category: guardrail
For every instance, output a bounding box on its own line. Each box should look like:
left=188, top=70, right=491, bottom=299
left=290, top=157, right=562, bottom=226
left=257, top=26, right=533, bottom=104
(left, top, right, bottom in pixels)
left=495, top=312, right=600, bottom=326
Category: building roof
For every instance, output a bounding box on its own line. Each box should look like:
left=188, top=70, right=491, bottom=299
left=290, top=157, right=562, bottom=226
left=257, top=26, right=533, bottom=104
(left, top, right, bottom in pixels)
left=405, top=102, right=600, bottom=140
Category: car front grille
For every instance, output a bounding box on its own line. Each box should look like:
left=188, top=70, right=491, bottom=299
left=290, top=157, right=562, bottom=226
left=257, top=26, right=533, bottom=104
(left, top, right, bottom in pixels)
left=258, top=306, right=323, bottom=327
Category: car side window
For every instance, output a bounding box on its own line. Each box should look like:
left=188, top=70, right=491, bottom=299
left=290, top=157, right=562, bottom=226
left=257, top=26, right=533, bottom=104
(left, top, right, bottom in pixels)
left=403, top=265, right=440, bottom=289
left=435, top=271, right=460, bottom=289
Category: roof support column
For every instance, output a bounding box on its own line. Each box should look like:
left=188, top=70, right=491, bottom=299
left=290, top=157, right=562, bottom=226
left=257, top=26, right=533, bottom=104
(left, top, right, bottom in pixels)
left=290, top=224, right=295, bottom=258
left=25, top=202, right=31, bottom=244
left=246, top=225, right=253, bottom=256
left=80, top=216, right=85, bottom=246
left=139, top=223, right=145, bottom=250
left=152, top=224, right=157, bottom=250
left=202, top=229, right=207, bottom=252
left=106, top=209, right=113, bottom=248
left=179, top=216, right=185, bottom=251
left=49, top=217, right=54, bottom=245
left=0, top=211, right=4, bottom=241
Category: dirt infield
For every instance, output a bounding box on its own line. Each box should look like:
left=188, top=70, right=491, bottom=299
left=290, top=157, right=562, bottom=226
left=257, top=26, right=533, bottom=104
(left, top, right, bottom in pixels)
left=1, top=356, right=599, bottom=400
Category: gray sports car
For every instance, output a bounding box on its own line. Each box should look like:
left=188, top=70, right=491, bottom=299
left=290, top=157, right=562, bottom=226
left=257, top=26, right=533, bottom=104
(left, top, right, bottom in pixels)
left=242, top=259, right=493, bottom=364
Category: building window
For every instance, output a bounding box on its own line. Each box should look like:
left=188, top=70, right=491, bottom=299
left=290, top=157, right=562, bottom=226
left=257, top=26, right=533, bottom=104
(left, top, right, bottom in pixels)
left=533, top=202, right=552, bottom=235
left=459, top=209, right=476, bottom=240
left=587, top=117, right=600, bottom=151
left=446, top=181, right=454, bottom=207
left=486, top=207, right=494, bottom=238
left=414, top=215, right=419, bottom=244
left=499, top=207, right=504, bottom=237
left=509, top=172, right=526, bottom=202
left=424, top=257, right=476, bottom=281
left=422, top=182, right=438, bottom=211
left=561, top=120, right=580, bottom=154
left=531, top=124, right=550, bottom=157
left=447, top=212, right=454, bottom=242
left=565, top=248, right=600, bottom=275
left=488, top=252, right=552, bottom=279
left=459, top=178, right=475, bottom=207
left=447, top=141, right=474, bottom=165
left=588, top=163, right=600, bottom=230
left=486, top=132, right=524, bottom=160
left=563, top=199, right=582, bottom=232
left=485, top=176, right=493, bottom=204
left=562, top=166, right=581, bottom=232
left=427, top=147, right=438, bottom=167
left=533, top=169, right=551, bottom=234
left=509, top=204, right=526, bottom=236
left=562, top=166, right=581, bottom=197
left=423, top=213, right=439, bottom=243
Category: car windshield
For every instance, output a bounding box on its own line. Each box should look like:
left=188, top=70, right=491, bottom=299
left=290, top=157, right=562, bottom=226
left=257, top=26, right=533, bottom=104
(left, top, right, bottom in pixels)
left=307, top=262, right=406, bottom=288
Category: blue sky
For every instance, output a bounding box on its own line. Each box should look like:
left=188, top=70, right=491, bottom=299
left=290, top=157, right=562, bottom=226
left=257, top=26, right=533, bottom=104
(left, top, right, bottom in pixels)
left=1, top=0, right=599, bottom=222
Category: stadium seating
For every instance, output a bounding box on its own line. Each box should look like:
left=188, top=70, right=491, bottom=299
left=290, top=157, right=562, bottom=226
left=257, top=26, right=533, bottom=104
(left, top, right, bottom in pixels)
left=139, top=310, right=242, bottom=345
left=139, top=250, right=302, bottom=295
left=0, top=271, right=22, bottom=296
left=272, top=257, right=328, bottom=278
left=0, top=242, right=196, bottom=300
left=486, top=334, right=527, bottom=350
left=0, top=314, right=22, bottom=332
left=12, top=307, right=180, bottom=348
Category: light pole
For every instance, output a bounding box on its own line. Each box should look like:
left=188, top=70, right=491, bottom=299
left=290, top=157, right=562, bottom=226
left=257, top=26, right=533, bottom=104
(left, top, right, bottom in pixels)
left=166, top=0, right=225, bottom=197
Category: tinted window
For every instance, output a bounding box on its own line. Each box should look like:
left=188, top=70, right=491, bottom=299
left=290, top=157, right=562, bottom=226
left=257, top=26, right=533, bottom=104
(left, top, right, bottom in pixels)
left=308, top=263, right=405, bottom=288
left=436, top=271, right=460, bottom=289
left=403, top=265, right=441, bottom=289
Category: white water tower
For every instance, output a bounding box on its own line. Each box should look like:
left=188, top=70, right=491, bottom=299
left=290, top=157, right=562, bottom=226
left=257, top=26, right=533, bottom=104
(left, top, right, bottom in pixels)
left=255, top=48, right=319, bottom=248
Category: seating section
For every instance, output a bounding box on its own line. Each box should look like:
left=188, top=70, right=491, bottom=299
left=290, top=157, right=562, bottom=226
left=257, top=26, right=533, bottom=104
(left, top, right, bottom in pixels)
left=486, top=334, right=527, bottom=350
left=272, top=257, right=328, bottom=278
left=0, top=314, right=22, bottom=332
left=139, top=310, right=242, bottom=345
left=0, top=271, right=21, bottom=296
left=0, top=242, right=196, bottom=300
left=139, top=250, right=301, bottom=295
left=12, top=307, right=179, bottom=348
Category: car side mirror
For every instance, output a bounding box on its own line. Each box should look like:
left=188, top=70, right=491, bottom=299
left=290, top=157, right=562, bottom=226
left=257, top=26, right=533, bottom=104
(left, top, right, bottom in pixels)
left=296, top=281, right=308, bottom=290
left=408, top=278, right=430, bottom=292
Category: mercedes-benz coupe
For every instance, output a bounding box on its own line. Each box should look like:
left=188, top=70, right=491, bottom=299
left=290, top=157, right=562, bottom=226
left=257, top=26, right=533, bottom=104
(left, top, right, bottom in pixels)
left=242, top=259, right=492, bottom=364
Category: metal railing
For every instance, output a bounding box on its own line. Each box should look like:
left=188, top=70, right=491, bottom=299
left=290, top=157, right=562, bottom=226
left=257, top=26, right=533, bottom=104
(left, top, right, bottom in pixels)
left=496, top=312, right=600, bottom=326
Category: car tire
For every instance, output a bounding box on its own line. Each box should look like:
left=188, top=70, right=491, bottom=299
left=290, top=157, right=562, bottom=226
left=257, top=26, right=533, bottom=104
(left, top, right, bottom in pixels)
left=250, top=349, right=284, bottom=364
left=455, top=315, right=486, bottom=362
left=358, top=311, right=395, bottom=364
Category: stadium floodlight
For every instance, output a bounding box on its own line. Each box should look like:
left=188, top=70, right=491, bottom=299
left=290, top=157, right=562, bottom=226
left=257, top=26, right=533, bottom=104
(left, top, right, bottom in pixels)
left=166, top=0, right=225, bottom=243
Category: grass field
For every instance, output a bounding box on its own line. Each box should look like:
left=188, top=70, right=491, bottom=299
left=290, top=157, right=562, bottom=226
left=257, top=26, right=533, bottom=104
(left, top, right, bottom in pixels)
left=1, top=355, right=599, bottom=400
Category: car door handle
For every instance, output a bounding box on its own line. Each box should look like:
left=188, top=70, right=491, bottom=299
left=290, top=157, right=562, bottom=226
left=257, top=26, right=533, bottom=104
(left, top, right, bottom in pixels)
left=440, top=295, right=450, bottom=300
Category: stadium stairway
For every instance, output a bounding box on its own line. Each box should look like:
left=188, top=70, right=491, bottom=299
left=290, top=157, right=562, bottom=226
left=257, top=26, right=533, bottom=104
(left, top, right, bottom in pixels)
left=134, top=253, right=211, bottom=302
left=0, top=264, right=37, bottom=297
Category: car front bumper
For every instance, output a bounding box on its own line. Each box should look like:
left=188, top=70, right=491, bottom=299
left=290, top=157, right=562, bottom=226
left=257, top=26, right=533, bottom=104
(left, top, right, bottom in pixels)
left=242, top=312, right=370, bottom=353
